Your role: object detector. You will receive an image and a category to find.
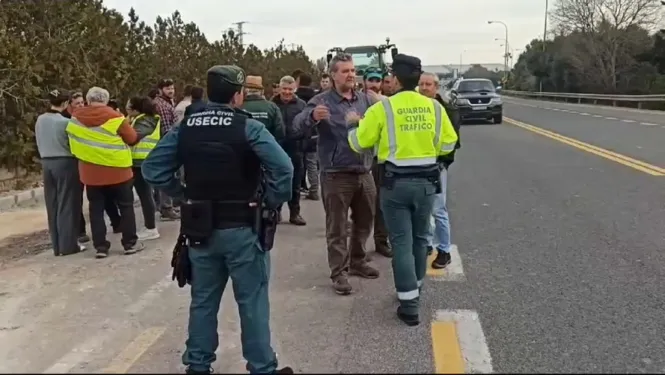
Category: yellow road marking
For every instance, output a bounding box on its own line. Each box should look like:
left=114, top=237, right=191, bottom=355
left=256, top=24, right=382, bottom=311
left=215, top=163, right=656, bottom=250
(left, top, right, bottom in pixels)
left=505, top=117, right=665, bottom=176
left=427, top=251, right=446, bottom=276
left=100, top=327, right=166, bottom=373
left=431, top=321, right=465, bottom=374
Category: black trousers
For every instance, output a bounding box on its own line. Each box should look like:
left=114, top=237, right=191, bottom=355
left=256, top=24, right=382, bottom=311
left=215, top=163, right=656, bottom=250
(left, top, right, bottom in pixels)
left=79, top=183, right=121, bottom=235
left=132, top=167, right=156, bottom=229
left=287, top=152, right=304, bottom=215
left=86, top=180, right=138, bottom=250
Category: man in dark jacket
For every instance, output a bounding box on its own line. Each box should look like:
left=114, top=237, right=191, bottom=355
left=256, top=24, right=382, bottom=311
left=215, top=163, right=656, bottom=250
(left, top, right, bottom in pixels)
left=241, top=75, right=285, bottom=141
left=295, top=73, right=320, bottom=200
left=183, top=86, right=207, bottom=118
left=272, top=75, right=306, bottom=225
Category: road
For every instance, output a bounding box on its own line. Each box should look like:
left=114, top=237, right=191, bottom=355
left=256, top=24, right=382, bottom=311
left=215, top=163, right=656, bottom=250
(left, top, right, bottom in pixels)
left=0, top=97, right=664, bottom=373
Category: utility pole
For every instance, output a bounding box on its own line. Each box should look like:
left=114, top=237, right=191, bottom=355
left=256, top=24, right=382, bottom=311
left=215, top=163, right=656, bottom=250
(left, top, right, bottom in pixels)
left=232, top=21, right=249, bottom=45
left=540, top=0, right=549, bottom=92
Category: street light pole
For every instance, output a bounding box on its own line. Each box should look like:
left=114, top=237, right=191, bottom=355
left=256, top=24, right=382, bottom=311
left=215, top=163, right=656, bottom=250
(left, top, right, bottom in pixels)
left=459, top=50, right=466, bottom=78
left=488, top=20, right=509, bottom=81
left=540, top=0, right=549, bottom=92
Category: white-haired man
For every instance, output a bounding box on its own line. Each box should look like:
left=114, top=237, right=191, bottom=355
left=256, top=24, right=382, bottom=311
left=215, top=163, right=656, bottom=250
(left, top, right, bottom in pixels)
left=418, top=72, right=461, bottom=269
left=271, top=75, right=307, bottom=225
left=66, top=86, right=145, bottom=258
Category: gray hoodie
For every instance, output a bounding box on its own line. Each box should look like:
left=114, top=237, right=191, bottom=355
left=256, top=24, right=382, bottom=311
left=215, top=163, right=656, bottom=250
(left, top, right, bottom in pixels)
left=132, top=114, right=159, bottom=167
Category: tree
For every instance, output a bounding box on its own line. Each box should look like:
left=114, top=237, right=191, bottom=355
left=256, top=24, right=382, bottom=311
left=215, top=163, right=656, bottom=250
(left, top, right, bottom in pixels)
left=0, top=1, right=318, bottom=177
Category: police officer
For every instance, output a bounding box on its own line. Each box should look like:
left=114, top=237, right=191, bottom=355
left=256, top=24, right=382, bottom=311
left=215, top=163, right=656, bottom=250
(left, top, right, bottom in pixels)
left=346, top=54, right=458, bottom=326
left=141, top=65, right=295, bottom=374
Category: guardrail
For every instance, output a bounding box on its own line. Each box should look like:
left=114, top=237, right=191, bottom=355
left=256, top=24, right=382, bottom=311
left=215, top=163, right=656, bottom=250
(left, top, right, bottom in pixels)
left=502, top=90, right=665, bottom=110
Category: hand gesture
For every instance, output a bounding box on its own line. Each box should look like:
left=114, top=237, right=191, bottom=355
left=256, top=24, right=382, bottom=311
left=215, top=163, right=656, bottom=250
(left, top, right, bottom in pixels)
left=312, top=105, right=330, bottom=121
left=345, top=111, right=361, bottom=125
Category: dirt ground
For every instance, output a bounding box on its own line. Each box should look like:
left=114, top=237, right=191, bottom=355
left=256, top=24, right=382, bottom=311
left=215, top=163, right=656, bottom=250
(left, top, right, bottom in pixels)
left=0, top=229, right=52, bottom=268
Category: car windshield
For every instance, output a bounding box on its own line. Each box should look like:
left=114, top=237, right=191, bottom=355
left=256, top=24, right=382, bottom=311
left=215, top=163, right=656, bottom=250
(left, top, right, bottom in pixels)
left=458, top=80, right=495, bottom=93
left=347, top=50, right=380, bottom=71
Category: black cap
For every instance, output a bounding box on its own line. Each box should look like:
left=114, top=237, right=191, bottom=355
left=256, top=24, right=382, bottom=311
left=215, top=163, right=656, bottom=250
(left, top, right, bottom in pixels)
left=48, top=89, right=70, bottom=102
left=391, top=54, right=422, bottom=77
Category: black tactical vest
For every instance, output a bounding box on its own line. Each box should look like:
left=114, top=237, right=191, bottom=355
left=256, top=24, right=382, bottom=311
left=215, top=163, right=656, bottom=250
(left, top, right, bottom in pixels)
left=177, top=107, right=261, bottom=203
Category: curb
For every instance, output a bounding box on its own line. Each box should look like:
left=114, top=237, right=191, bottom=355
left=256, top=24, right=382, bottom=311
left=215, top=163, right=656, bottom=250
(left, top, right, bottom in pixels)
left=0, top=186, right=141, bottom=212
left=0, top=187, right=45, bottom=211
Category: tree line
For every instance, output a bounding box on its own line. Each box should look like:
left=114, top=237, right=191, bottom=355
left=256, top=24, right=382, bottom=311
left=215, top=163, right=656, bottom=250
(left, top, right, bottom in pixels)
left=0, top=0, right=318, bottom=176
left=508, top=0, right=665, bottom=95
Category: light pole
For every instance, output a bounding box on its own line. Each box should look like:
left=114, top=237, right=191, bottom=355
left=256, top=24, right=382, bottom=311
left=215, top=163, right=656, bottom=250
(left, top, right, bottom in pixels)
left=488, top=20, right=509, bottom=81
left=459, top=49, right=467, bottom=78
left=540, top=0, right=549, bottom=92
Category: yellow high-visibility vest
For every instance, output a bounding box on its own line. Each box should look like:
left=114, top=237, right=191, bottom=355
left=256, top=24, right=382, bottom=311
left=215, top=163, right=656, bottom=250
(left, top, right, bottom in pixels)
left=66, top=116, right=132, bottom=168
left=131, top=114, right=161, bottom=160
left=348, top=91, right=458, bottom=166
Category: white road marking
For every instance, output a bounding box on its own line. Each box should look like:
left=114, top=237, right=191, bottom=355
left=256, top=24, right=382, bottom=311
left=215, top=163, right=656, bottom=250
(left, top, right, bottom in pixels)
left=42, top=319, right=113, bottom=373
left=640, top=122, right=658, bottom=126
left=621, top=119, right=635, bottom=123
left=605, top=117, right=617, bottom=120
left=592, top=115, right=603, bottom=118
left=42, top=273, right=176, bottom=373
left=580, top=112, right=589, bottom=116
left=434, top=310, right=493, bottom=374
left=125, top=273, right=173, bottom=315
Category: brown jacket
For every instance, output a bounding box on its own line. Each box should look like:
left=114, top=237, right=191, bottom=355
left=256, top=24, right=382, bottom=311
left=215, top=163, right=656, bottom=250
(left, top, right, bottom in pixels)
left=72, top=105, right=138, bottom=186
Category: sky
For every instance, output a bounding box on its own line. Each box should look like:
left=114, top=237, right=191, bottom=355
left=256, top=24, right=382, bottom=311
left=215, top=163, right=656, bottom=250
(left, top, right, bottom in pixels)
left=103, top=0, right=550, bottom=66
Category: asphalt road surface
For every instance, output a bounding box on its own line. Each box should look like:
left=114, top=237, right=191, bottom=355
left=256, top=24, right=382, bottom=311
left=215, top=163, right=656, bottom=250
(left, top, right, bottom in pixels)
left=0, top=99, right=664, bottom=373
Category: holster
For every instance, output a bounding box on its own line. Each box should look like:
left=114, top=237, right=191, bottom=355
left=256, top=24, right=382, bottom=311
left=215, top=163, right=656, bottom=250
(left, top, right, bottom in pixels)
left=379, top=163, right=442, bottom=194
left=257, top=207, right=278, bottom=251
left=171, top=234, right=191, bottom=288
left=180, top=200, right=214, bottom=246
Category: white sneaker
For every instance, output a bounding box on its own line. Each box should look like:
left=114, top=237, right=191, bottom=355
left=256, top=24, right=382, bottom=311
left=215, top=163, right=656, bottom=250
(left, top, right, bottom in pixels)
left=137, top=228, right=160, bottom=241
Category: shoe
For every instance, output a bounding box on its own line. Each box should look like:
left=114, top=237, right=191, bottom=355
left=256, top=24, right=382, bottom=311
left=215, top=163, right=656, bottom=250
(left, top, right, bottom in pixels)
left=95, top=249, right=109, bottom=258
left=124, top=241, right=145, bottom=255
left=375, top=244, right=393, bottom=258
left=306, top=191, right=319, bottom=201
left=396, top=307, right=419, bottom=326
left=276, top=367, right=294, bottom=374
left=289, top=214, right=306, bottom=226
left=78, top=234, right=90, bottom=243
left=431, top=251, right=451, bottom=269
left=160, top=209, right=180, bottom=221
left=349, top=263, right=379, bottom=279
left=427, top=246, right=434, bottom=256
left=332, top=275, right=352, bottom=295
left=185, top=367, right=212, bottom=374
left=137, top=228, right=160, bottom=241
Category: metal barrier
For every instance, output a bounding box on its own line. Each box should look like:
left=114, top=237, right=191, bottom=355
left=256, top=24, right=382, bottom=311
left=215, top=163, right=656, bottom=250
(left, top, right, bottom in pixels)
left=502, top=90, right=665, bottom=109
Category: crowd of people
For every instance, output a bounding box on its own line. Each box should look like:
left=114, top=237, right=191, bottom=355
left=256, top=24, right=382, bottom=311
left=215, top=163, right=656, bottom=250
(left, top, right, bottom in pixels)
left=34, top=64, right=459, bottom=272
left=32, top=54, right=461, bottom=373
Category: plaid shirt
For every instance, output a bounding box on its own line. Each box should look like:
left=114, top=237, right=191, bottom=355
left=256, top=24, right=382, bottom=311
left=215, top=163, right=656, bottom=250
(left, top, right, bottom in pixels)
left=153, top=96, right=176, bottom=135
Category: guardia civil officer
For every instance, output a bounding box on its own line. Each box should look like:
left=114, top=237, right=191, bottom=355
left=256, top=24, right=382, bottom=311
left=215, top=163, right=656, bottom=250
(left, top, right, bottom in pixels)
left=347, top=54, right=458, bottom=326
left=141, top=65, right=295, bottom=374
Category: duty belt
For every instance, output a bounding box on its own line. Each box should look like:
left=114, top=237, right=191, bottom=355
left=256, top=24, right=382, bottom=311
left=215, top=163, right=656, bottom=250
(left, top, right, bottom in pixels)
left=378, top=164, right=442, bottom=193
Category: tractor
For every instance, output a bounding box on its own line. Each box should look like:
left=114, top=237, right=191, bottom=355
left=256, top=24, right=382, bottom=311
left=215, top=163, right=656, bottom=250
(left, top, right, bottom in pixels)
left=326, top=38, right=399, bottom=85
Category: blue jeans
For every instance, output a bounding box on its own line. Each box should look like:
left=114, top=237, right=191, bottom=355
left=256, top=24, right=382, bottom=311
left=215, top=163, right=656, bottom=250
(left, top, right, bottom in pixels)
left=182, top=227, right=277, bottom=374
left=380, top=178, right=437, bottom=315
left=427, top=168, right=451, bottom=253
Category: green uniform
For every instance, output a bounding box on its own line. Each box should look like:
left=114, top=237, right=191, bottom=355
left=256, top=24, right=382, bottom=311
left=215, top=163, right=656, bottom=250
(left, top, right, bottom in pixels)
left=242, top=95, right=285, bottom=142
